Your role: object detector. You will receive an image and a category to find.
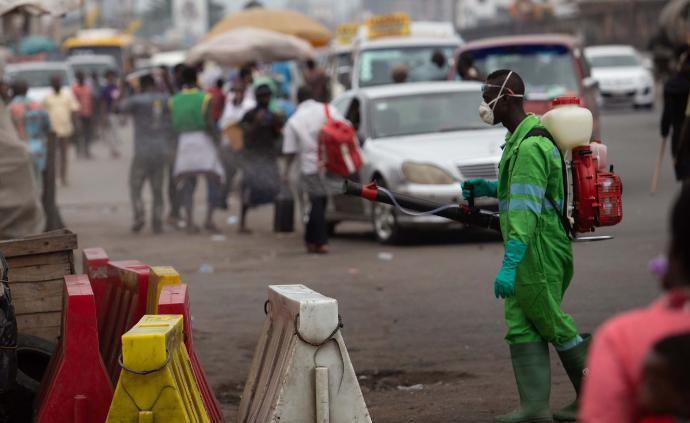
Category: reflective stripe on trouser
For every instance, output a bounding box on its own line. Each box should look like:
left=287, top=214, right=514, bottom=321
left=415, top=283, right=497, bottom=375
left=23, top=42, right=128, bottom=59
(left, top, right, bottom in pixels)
left=504, top=226, right=578, bottom=345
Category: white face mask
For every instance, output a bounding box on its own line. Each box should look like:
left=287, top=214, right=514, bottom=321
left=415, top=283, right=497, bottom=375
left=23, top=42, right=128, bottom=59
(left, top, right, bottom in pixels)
left=479, top=71, right=522, bottom=126
left=479, top=96, right=502, bottom=126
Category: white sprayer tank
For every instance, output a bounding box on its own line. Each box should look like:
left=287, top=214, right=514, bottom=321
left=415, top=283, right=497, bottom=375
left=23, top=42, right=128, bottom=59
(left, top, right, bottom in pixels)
left=541, top=96, right=593, bottom=151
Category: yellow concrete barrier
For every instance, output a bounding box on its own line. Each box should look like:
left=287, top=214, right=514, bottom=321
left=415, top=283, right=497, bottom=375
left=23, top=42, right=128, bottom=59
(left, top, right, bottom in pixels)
left=106, top=315, right=210, bottom=423
left=146, top=266, right=181, bottom=313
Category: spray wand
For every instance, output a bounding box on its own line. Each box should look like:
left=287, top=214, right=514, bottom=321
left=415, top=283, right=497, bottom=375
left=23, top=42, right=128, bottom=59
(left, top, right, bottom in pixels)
left=341, top=180, right=500, bottom=232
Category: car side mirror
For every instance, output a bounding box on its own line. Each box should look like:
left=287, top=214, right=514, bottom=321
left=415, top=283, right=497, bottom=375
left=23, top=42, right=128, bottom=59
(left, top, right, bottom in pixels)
left=584, top=77, right=599, bottom=90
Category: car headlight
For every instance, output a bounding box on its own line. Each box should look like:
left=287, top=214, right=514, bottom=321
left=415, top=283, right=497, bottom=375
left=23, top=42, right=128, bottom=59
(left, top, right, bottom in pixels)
left=401, top=162, right=455, bottom=185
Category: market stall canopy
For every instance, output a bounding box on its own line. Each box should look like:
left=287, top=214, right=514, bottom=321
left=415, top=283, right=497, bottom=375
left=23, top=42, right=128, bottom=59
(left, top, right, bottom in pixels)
left=187, top=27, right=314, bottom=66
left=17, top=35, right=57, bottom=55
left=205, top=8, right=332, bottom=47
left=0, top=0, right=79, bottom=15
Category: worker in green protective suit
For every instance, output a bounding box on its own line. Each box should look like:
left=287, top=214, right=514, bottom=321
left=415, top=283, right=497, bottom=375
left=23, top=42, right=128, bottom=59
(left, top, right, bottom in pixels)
left=462, top=70, right=590, bottom=423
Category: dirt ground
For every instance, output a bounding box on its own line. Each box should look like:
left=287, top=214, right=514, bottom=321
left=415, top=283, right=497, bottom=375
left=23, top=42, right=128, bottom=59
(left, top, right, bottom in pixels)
left=58, top=107, right=673, bottom=422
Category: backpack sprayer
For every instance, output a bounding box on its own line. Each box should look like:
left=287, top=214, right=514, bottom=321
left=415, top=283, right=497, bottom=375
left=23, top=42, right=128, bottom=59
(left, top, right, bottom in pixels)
left=342, top=96, right=623, bottom=241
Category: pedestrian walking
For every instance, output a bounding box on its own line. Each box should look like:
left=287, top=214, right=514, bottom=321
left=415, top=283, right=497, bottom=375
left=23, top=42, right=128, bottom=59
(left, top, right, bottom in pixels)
left=303, top=59, right=330, bottom=103
left=9, top=79, right=50, bottom=192
left=580, top=185, right=690, bottom=423
left=164, top=64, right=185, bottom=227
left=100, top=69, right=122, bottom=158
left=661, top=49, right=690, bottom=180
left=283, top=86, right=341, bottom=254
left=170, top=66, right=224, bottom=233
left=0, top=59, right=45, bottom=239
left=238, top=81, right=283, bottom=234
left=207, top=78, right=226, bottom=124
left=218, top=81, right=256, bottom=210
left=72, top=71, right=94, bottom=158
left=159, top=65, right=175, bottom=95
left=43, top=75, right=79, bottom=187
left=88, top=70, right=103, bottom=139
left=462, top=70, right=588, bottom=422
left=118, top=74, right=172, bottom=234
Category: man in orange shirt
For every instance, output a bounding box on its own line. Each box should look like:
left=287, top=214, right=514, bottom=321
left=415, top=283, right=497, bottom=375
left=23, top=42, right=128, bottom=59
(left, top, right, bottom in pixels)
left=72, top=71, right=94, bottom=158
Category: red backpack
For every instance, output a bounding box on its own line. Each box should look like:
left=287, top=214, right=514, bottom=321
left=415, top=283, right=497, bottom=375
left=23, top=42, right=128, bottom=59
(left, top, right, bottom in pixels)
left=318, top=104, right=363, bottom=176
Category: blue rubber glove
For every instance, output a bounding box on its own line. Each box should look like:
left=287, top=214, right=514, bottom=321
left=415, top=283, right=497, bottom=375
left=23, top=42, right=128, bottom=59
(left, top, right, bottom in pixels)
left=494, top=240, right=528, bottom=299
left=461, top=178, right=498, bottom=201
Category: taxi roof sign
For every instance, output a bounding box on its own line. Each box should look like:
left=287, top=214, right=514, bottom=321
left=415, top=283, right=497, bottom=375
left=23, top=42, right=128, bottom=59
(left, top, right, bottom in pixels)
left=336, top=22, right=360, bottom=46
left=366, top=12, right=411, bottom=40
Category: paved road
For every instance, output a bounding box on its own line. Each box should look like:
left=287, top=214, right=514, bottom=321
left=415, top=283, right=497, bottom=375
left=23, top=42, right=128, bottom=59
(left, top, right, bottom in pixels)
left=59, top=105, right=677, bottom=422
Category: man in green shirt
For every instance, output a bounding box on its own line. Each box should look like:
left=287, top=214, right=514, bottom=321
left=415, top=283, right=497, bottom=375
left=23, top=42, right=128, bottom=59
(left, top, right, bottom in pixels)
left=462, top=70, right=589, bottom=422
left=169, top=66, right=224, bottom=233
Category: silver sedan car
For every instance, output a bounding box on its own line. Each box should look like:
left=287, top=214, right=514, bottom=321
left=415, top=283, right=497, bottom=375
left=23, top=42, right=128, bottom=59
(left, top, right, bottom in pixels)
left=328, top=81, right=505, bottom=243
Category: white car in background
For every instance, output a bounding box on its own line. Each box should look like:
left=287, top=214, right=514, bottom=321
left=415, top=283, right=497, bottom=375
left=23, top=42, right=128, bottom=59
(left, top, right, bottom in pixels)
left=5, top=62, right=75, bottom=103
left=585, top=45, right=655, bottom=108
left=329, top=81, right=504, bottom=243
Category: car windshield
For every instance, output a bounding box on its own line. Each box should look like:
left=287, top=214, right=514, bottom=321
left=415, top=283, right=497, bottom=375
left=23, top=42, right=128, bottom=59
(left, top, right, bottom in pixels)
left=371, top=91, right=487, bottom=138
left=70, top=62, right=114, bottom=76
left=7, top=68, right=69, bottom=88
left=468, top=44, right=580, bottom=100
left=358, top=46, right=455, bottom=87
left=68, top=47, right=123, bottom=69
left=588, top=54, right=639, bottom=68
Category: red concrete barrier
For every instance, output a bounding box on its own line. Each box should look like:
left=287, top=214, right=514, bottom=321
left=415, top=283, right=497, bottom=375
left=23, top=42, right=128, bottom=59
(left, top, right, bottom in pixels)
left=82, top=247, right=109, bottom=324
left=35, top=274, right=112, bottom=423
left=99, top=261, right=150, bottom=384
left=158, top=283, right=224, bottom=423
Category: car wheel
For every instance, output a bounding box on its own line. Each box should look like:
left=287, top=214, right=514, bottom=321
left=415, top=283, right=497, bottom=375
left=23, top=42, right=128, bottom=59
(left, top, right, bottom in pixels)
left=371, top=179, right=404, bottom=244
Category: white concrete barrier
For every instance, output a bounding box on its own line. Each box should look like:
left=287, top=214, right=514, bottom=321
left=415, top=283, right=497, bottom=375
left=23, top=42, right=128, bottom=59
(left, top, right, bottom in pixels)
left=239, top=284, right=371, bottom=423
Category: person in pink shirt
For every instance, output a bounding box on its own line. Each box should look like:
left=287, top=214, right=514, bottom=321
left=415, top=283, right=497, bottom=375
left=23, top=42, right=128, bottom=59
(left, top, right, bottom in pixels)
left=580, top=185, right=690, bottom=423
left=71, top=71, right=94, bottom=158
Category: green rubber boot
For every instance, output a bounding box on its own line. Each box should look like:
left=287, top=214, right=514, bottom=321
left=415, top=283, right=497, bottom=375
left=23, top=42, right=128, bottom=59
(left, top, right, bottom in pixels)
left=495, top=341, right=553, bottom=423
left=553, top=334, right=592, bottom=422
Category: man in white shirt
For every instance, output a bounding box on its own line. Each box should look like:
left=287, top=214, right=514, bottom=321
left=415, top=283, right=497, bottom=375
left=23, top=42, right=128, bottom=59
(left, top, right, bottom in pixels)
left=217, top=81, right=256, bottom=209
left=283, top=86, right=340, bottom=254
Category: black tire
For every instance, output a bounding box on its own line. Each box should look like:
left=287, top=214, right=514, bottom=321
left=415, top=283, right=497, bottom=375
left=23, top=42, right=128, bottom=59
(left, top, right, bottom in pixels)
left=371, top=178, right=405, bottom=244
left=15, top=334, right=56, bottom=394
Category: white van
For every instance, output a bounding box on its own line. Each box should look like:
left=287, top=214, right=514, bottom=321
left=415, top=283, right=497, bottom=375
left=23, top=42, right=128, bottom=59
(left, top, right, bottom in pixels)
left=351, top=21, right=462, bottom=89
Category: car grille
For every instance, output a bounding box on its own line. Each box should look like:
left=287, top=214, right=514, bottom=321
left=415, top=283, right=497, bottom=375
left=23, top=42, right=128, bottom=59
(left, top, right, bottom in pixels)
left=458, top=163, right=498, bottom=180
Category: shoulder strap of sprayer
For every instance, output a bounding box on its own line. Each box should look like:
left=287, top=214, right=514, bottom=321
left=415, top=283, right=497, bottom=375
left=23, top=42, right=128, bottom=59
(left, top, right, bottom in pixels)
left=523, top=127, right=574, bottom=240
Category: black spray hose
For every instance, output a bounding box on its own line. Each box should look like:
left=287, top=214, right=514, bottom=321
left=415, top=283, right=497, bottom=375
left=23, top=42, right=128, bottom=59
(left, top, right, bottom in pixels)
left=341, top=180, right=501, bottom=232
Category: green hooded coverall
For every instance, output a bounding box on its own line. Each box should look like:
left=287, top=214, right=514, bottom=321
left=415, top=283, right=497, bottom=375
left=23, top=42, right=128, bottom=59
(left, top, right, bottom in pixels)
left=498, top=114, right=578, bottom=345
